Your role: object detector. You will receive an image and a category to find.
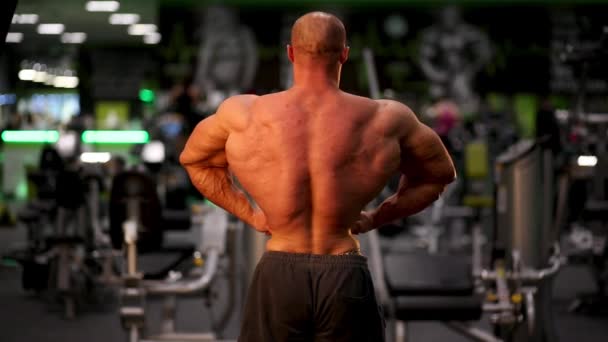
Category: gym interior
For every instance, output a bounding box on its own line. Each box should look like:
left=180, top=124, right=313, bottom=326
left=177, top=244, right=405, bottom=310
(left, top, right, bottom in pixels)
left=1, top=1, right=607, bottom=341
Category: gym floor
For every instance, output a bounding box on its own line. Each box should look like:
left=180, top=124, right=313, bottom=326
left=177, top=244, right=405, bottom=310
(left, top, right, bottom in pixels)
left=1, top=225, right=607, bottom=342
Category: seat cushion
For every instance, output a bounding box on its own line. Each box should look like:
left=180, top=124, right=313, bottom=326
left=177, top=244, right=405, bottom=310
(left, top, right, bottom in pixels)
left=384, top=253, right=473, bottom=296
left=394, top=295, right=483, bottom=321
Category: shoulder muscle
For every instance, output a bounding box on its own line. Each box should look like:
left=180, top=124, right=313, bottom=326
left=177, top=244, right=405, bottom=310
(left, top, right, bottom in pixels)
left=215, top=94, right=258, bottom=131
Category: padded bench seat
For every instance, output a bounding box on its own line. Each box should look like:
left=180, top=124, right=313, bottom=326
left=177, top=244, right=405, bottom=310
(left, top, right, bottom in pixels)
left=384, top=253, right=482, bottom=322
left=384, top=253, right=474, bottom=296
left=394, top=295, right=483, bottom=321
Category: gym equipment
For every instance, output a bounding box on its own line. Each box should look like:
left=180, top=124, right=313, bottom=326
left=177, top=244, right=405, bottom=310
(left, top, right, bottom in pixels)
left=109, top=166, right=238, bottom=341
left=487, top=139, right=561, bottom=341
left=560, top=112, right=608, bottom=315
left=362, top=47, right=561, bottom=342
left=10, top=146, right=67, bottom=293
left=109, top=169, right=196, bottom=282
left=16, top=145, right=64, bottom=251
left=583, top=115, right=608, bottom=316
left=7, top=144, right=121, bottom=318
left=109, top=171, right=165, bottom=253
left=557, top=30, right=608, bottom=315
left=117, top=197, right=237, bottom=341
left=41, top=163, right=120, bottom=318
left=364, top=139, right=562, bottom=342
left=46, top=166, right=90, bottom=319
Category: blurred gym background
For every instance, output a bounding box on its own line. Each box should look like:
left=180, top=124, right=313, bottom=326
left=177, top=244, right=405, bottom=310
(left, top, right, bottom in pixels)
left=0, top=1, right=607, bottom=342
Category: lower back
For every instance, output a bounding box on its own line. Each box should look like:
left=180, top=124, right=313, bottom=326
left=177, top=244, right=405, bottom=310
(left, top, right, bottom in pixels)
left=265, top=219, right=361, bottom=254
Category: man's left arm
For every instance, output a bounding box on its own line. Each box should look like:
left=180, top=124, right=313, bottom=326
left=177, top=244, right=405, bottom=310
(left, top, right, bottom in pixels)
left=179, top=96, right=267, bottom=232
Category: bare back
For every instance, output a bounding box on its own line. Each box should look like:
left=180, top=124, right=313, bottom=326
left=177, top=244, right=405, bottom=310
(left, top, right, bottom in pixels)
left=225, top=90, right=401, bottom=254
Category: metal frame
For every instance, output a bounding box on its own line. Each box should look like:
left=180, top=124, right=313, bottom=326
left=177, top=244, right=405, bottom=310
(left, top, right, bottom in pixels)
left=120, top=205, right=237, bottom=342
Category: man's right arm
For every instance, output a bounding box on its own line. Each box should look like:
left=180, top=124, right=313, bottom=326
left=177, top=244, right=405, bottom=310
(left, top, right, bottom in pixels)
left=355, top=101, right=456, bottom=233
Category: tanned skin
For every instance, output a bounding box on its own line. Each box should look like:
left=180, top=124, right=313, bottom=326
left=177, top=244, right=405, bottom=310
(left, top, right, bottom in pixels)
left=180, top=12, right=456, bottom=255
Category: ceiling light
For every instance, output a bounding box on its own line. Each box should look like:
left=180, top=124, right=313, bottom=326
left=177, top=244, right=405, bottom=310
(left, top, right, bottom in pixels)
left=33, top=71, right=48, bottom=83
left=80, top=152, right=112, bottom=163
left=85, top=1, right=120, bottom=12
left=37, top=24, right=65, bottom=35
left=55, top=133, right=78, bottom=157
left=12, top=14, right=39, bottom=25
left=18, top=69, right=36, bottom=81
left=141, top=141, right=165, bottom=163
left=5, top=32, right=23, bottom=43
left=143, top=32, right=161, bottom=44
left=577, top=155, right=598, bottom=167
left=31, top=63, right=47, bottom=83
left=61, top=32, right=87, bottom=44
left=44, top=74, right=56, bottom=86
left=109, top=13, right=140, bottom=25
left=53, top=76, right=79, bottom=89
left=128, top=24, right=157, bottom=36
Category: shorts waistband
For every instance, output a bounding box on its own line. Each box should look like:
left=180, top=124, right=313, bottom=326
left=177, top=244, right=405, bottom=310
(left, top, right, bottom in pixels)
left=261, top=251, right=368, bottom=266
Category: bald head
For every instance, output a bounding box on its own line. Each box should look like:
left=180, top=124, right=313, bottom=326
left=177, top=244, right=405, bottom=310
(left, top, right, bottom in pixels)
left=290, top=12, right=346, bottom=60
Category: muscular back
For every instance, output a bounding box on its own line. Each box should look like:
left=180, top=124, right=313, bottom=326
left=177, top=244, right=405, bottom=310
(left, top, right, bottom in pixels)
left=225, top=90, right=401, bottom=253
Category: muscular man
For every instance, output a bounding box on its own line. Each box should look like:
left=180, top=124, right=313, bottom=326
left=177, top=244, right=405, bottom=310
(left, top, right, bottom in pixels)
left=181, top=12, right=455, bottom=342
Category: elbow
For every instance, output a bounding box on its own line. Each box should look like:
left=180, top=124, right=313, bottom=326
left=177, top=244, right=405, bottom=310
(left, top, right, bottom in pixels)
left=435, top=164, right=457, bottom=187
left=178, top=151, right=190, bottom=167
left=447, top=165, right=457, bottom=184
left=442, top=158, right=457, bottom=185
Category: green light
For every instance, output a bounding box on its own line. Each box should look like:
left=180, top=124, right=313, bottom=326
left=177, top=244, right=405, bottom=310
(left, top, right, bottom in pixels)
left=139, top=89, right=155, bottom=103
left=16, top=180, right=28, bottom=201
left=1, top=258, right=18, bottom=268
left=82, top=130, right=150, bottom=144
left=0, top=130, right=59, bottom=143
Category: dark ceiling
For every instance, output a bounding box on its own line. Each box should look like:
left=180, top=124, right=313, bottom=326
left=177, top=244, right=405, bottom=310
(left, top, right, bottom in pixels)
left=8, top=0, right=158, bottom=47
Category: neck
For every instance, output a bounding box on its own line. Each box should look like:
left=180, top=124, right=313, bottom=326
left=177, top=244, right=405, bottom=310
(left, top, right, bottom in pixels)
left=292, top=63, right=341, bottom=90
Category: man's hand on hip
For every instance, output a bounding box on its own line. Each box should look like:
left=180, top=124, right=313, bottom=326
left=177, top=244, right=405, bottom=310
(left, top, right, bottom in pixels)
left=252, top=210, right=271, bottom=235
left=351, top=211, right=375, bottom=235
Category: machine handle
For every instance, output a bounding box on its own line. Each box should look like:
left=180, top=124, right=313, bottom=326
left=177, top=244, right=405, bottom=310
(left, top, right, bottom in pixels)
left=478, top=243, right=562, bottom=283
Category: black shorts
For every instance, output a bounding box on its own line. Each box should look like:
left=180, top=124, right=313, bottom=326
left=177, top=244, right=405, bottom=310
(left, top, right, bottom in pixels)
left=238, top=251, right=385, bottom=342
